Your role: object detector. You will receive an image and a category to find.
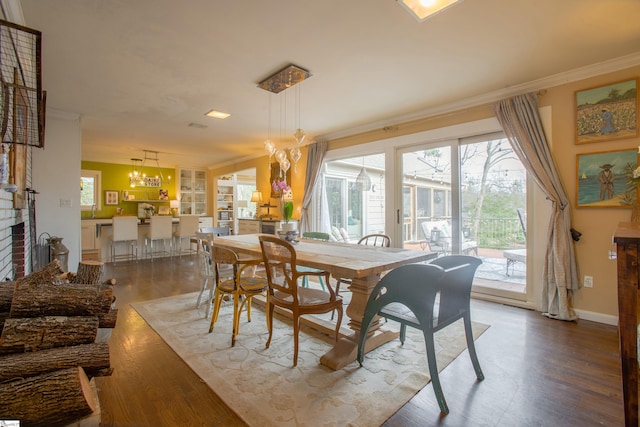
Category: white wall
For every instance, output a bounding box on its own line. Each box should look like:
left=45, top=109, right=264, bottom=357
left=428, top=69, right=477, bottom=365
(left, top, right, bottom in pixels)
left=32, top=108, right=81, bottom=271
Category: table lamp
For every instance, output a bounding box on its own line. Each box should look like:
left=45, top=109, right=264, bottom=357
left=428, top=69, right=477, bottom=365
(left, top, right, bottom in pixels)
left=170, top=199, right=180, bottom=216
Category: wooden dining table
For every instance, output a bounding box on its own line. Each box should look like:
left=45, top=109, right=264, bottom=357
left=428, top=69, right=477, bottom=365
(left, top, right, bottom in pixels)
left=214, top=233, right=437, bottom=370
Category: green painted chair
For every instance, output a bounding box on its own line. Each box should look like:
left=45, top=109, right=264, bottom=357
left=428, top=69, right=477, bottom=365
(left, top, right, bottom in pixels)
left=299, top=232, right=331, bottom=290
left=356, top=255, right=484, bottom=415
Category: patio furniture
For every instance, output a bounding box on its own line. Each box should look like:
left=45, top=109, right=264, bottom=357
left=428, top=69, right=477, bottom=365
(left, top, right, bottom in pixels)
left=357, top=255, right=484, bottom=414
left=503, top=248, right=526, bottom=276
left=504, top=208, right=527, bottom=275
left=420, top=220, right=478, bottom=256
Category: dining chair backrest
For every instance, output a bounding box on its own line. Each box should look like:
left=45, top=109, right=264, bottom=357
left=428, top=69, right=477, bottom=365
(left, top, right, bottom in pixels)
left=259, top=234, right=299, bottom=301
left=195, top=232, right=214, bottom=250
left=176, top=215, right=200, bottom=237
left=357, top=255, right=484, bottom=414
left=112, top=216, right=138, bottom=242
left=201, top=226, right=231, bottom=237
left=149, top=215, right=173, bottom=239
left=357, top=233, right=391, bottom=247
left=302, top=231, right=331, bottom=241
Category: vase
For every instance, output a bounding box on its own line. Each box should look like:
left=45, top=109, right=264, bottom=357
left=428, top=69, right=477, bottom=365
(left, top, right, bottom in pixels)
left=281, top=222, right=297, bottom=232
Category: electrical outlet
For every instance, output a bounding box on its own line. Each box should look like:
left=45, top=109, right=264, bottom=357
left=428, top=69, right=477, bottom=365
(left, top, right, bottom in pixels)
left=584, top=275, right=593, bottom=288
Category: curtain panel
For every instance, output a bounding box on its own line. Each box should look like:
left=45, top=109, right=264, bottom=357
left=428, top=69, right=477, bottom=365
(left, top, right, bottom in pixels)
left=300, top=140, right=328, bottom=234
left=494, top=92, right=579, bottom=321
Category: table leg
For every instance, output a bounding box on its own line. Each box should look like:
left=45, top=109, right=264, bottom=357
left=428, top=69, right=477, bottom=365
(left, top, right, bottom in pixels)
left=320, top=275, right=399, bottom=370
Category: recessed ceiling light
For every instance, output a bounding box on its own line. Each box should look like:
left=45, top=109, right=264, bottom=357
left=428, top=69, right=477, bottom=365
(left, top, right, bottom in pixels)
left=205, top=109, right=231, bottom=119
left=397, top=0, right=463, bottom=22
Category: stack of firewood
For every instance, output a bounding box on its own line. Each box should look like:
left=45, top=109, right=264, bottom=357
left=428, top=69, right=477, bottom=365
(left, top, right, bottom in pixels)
left=0, top=260, right=117, bottom=427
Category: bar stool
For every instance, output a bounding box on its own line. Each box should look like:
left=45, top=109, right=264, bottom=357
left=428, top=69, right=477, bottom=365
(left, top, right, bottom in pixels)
left=144, top=216, right=173, bottom=261
left=173, top=215, right=200, bottom=257
left=110, top=216, right=138, bottom=263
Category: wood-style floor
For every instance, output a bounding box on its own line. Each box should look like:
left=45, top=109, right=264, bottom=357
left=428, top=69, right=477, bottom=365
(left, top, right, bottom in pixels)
left=95, top=255, right=624, bottom=427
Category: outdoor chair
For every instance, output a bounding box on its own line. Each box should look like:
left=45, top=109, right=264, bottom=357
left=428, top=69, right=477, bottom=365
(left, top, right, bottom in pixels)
left=259, top=234, right=343, bottom=367
left=356, top=255, right=484, bottom=414
left=420, top=220, right=478, bottom=256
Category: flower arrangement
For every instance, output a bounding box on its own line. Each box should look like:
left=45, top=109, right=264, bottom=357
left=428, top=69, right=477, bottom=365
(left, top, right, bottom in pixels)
left=272, top=179, right=294, bottom=222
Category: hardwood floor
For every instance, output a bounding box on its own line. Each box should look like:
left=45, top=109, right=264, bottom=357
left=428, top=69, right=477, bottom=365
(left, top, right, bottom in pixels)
left=95, top=255, right=624, bottom=426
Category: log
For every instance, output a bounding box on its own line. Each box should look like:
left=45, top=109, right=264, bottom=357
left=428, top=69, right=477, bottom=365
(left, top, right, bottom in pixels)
left=103, top=277, right=117, bottom=286
left=71, top=260, right=105, bottom=284
left=15, top=260, right=64, bottom=287
left=0, top=342, right=111, bottom=382
left=0, top=366, right=96, bottom=427
left=10, top=282, right=114, bottom=318
left=98, top=308, right=118, bottom=328
left=0, top=316, right=99, bottom=354
left=0, top=280, right=14, bottom=311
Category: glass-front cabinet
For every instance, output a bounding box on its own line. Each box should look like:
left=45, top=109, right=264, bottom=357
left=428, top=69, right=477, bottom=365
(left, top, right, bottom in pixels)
left=179, top=168, right=207, bottom=215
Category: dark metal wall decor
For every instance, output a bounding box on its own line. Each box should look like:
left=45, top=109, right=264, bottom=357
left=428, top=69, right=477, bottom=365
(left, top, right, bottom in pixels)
left=0, top=19, right=45, bottom=148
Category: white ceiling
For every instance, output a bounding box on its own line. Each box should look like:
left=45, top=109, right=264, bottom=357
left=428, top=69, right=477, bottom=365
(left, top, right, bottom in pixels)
left=17, top=0, right=640, bottom=170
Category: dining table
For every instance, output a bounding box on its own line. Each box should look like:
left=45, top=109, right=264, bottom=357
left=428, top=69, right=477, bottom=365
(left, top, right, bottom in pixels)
left=214, top=233, right=437, bottom=370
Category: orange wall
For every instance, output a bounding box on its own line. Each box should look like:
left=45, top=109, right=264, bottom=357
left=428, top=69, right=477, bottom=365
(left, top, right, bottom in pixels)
left=210, top=65, right=640, bottom=319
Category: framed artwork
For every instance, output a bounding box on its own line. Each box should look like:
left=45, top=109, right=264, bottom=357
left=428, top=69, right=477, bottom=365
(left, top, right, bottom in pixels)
left=576, top=148, right=638, bottom=208
left=270, top=162, right=291, bottom=198
left=575, top=78, right=638, bottom=144
left=105, top=190, right=119, bottom=206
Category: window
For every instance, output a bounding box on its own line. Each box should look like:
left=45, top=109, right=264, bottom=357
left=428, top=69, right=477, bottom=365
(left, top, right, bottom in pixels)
left=80, top=169, right=101, bottom=211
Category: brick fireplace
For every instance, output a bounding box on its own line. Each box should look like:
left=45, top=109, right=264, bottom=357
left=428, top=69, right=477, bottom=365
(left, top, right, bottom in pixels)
left=11, top=222, right=25, bottom=279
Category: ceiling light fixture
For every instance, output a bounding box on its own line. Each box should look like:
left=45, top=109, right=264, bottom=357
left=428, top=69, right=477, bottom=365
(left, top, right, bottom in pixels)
left=128, top=150, right=165, bottom=188
left=397, top=0, right=463, bottom=22
left=205, top=109, right=231, bottom=119
left=259, top=64, right=310, bottom=179
left=355, top=157, right=372, bottom=192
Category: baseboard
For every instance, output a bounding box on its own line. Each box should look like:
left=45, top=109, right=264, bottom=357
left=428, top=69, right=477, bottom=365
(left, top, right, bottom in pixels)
left=574, top=309, right=618, bottom=326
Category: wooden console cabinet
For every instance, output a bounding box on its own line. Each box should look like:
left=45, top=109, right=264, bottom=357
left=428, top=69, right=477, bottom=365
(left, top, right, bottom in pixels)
left=613, top=222, right=640, bottom=427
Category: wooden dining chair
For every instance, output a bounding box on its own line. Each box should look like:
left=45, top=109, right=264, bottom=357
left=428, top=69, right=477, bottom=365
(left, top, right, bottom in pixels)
left=259, top=234, right=343, bottom=366
left=208, top=244, right=268, bottom=346
left=356, top=255, right=484, bottom=414
left=299, top=232, right=331, bottom=290
left=333, top=233, right=390, bottom=319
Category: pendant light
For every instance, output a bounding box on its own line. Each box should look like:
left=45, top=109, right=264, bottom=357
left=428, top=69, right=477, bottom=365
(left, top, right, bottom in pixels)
left=355, top=157, right=372, bottom=192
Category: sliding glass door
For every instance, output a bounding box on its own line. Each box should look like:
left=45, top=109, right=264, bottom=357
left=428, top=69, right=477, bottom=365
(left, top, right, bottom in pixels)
left=399, top=134, right=528, bottom=299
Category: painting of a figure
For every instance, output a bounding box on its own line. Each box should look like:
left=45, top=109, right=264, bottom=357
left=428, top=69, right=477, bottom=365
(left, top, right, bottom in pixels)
left=576, top=149, right=637, bottom=208
left=575, top=79, right=638, bottom=144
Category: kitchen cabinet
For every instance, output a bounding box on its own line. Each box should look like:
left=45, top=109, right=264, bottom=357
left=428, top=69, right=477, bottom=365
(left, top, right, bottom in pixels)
left=237, top=219, right=260, bottom=234
left=81, top=220, right=101, bottom=261
left=179, top=168, right=207, bottom=215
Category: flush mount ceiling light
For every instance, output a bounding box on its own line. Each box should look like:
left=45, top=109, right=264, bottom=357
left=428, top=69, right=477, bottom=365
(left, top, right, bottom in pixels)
left=397, top=0, right=463, bottom=22
left=258, top=64, right=310, bottom=94
left=205, top=109, right=231, bottom=119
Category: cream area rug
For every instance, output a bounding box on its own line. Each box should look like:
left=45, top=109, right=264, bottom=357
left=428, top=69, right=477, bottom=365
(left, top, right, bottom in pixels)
left=132, top=292, right=489, bottom=427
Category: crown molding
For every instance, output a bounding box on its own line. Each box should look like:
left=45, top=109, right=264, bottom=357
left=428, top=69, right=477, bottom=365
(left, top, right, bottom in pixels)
left=317, top=51, right=640, bottom=142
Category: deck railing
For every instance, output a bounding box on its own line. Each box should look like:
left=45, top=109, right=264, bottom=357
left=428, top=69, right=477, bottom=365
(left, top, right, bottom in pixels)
left=403, top=216, right=525, bottom=249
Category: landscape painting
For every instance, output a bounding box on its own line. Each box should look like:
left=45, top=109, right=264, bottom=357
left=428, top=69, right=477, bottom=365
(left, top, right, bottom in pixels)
left=575, top=79, right=638, bottom=144
left=576, top=149, right=637, bottom=208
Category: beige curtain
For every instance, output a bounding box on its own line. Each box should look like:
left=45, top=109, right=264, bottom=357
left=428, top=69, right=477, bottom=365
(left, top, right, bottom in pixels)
left=300, top=140, right=327, bottom=234
left=494, top=92, right=579, bottom=321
